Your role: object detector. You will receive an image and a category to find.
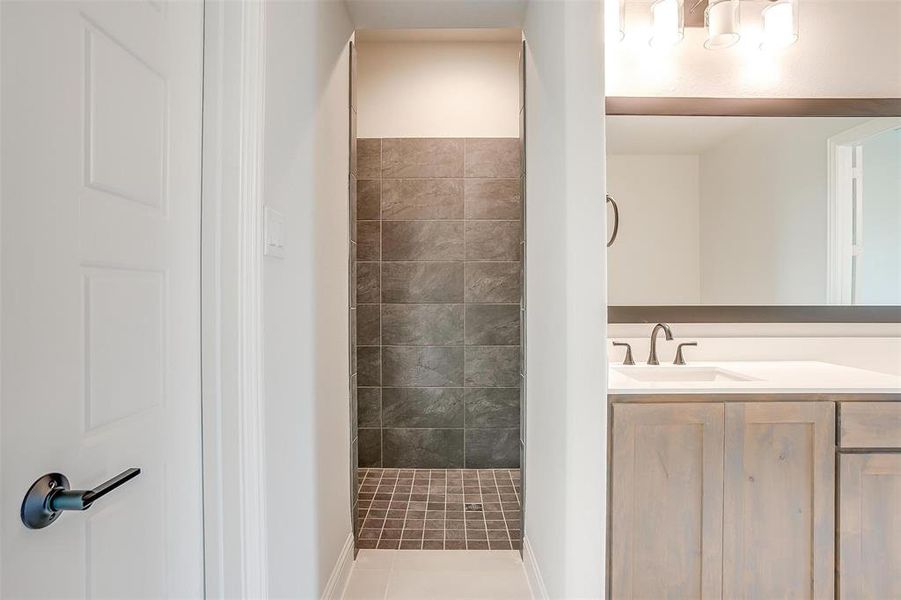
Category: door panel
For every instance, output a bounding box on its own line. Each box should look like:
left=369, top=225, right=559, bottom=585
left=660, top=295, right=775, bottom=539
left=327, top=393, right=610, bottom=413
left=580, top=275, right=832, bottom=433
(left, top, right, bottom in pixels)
left=839, top=453, right=901, bottom=600
left=611, top=403, right=725, bottom=599
left=1, top=1, right=204, bottom=597
left=724, top=402, right=835, bottom=600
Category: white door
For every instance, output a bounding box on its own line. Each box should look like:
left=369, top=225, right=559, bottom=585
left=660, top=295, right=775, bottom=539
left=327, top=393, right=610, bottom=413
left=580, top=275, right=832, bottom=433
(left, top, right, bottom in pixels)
left=1, top=1, right=204, bottom=598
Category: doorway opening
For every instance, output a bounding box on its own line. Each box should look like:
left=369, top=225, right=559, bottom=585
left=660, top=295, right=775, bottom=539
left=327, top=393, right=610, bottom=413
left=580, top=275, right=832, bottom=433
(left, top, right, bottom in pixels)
left=347, top=28, right=526, bottom=551
left=827, top=118, right=901, bottom=305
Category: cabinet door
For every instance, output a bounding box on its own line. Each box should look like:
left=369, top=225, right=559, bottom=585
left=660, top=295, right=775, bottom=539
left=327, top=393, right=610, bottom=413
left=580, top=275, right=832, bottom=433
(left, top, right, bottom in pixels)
left=839, top=454, right=901, bottom=599
left=612, top=403, right=724, bottom=599
left=724, top=402, right=835, bottom=600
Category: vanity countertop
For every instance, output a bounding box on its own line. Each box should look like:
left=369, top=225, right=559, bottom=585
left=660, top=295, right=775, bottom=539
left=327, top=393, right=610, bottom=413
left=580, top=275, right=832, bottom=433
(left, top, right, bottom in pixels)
left=608, top=360, right=901, bottom=396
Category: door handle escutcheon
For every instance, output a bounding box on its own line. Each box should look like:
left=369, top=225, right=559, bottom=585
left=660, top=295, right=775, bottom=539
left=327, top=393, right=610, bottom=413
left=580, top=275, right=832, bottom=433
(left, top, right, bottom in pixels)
left=21, top=468, right=141, bottom=529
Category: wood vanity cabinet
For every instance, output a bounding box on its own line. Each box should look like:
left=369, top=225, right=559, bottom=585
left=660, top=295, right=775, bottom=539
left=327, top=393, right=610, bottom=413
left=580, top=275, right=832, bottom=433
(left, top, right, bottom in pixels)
left=722, top=402, right=835, bottom=600
left=839, top=454, right=901, bottom=599
left=838, top=402, right=901, bottom=599
left=611, top=404, right=725, bottom=599
left=611, top=401, right=835, bottom=600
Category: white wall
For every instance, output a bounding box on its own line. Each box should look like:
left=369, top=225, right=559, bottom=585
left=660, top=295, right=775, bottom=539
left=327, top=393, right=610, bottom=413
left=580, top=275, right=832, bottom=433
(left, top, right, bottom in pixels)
left=607, top=155, right=701, bottom=304
left=346, top=0, right=526, bottom=30
left=857, top=127, right=901, bottom=304
left=523, top=1, right=607, bottom=597
left=699, top=118, right=867, bottom=304
left=356, top=41, right=521, bottom=137
left=260, top=2, right=353, bottom=597
left=607, top=1, right=901, bottom=98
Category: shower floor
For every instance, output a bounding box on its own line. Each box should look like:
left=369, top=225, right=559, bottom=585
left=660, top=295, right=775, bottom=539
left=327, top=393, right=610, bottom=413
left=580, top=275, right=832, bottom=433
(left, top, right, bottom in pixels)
left=356, top=468, right=521, bottom=550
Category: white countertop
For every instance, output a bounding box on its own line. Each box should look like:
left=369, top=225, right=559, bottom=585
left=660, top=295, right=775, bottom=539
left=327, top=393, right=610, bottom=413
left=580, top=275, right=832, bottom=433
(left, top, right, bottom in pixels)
left=608, top=360, right=901, bottom=395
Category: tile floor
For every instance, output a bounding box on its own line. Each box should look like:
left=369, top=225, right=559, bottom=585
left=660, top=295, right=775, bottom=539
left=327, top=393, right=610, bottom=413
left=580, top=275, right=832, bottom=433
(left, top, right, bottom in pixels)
left=356, top=468, right=521, bottom=550
left=342, top=550, right=532, bottom=600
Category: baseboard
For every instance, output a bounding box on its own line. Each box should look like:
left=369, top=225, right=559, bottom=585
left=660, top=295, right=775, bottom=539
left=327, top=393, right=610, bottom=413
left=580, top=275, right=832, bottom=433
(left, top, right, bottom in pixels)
left=523, top=536, right=549, bottom=600
left=322, top=533, right=355, bottom=599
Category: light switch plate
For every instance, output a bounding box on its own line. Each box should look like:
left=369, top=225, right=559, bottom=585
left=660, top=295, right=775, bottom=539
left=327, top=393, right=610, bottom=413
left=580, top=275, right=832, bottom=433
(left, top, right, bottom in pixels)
left=264, top=206, right=286, bottom=259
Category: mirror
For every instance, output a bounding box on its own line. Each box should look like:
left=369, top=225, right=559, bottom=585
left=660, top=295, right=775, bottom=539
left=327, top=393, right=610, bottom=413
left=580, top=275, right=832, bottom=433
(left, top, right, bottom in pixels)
left=607, top=114, right=901, bottom=307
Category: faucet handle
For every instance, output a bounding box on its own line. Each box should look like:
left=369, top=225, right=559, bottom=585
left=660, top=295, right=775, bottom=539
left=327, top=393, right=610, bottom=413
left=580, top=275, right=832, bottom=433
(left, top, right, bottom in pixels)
left=612, top=342, right=635, bottom=366
left=673, top=342, right=698, bottom=365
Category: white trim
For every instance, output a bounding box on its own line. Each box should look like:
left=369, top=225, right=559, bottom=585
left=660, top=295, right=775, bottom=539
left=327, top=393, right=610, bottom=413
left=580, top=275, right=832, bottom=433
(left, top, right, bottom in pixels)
left=323, top=534, right=355, bottom=600
left=826, top=117, right=901, bottom=304
left=522, top=537, right=549, bottom=600
left=826, top=143, right=854, bottom=304
left=201, top=0, right=269, bottom=597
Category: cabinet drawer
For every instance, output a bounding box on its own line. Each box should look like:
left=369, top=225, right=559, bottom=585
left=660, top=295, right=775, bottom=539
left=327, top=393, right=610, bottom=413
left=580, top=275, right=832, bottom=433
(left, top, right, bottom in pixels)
left=840, top=402, right=901, bottom=448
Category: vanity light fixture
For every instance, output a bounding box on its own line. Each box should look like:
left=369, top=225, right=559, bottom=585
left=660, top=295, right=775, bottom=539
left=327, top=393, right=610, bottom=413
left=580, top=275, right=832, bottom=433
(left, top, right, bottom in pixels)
left=761, top=0, right=799, bottom=50
left=649, top=0, right=684, bottom=47
left=704, top=0, right=741, bottom=49
left=610, top=0, right=799, bottom=50
left=607, top=0, right=625, bottom=42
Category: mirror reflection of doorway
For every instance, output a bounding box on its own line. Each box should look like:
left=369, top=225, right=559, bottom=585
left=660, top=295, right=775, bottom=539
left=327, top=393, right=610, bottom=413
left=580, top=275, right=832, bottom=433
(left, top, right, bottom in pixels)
left=828, top=119, right=901, bottom=305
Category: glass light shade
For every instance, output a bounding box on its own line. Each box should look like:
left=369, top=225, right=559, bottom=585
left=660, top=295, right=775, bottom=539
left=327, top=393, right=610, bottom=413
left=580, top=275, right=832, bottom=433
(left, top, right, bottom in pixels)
left=606, top=0, right=625, bottom=42
left=649, top=0, right=684, bottom=47
left=761, top=0, right=799, bottom=50
left=704, top=0, right=741, bottom=49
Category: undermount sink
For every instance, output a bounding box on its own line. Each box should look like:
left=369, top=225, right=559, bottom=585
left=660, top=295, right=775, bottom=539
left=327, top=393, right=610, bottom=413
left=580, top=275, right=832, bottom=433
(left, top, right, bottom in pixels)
left=612, top=365, right=758, bottom=383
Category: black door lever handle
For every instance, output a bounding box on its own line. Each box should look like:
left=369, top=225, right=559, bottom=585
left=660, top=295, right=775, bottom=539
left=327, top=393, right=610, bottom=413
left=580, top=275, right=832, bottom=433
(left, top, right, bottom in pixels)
left=21, top=468, right=141, bottom=529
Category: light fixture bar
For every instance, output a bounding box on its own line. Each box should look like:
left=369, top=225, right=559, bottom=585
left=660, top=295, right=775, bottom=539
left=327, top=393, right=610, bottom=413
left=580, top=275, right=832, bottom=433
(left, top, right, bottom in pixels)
left=609, top=0, right=800, bottom=50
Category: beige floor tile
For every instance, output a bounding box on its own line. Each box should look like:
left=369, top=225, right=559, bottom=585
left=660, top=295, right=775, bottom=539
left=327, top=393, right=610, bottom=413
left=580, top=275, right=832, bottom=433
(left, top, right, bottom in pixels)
left=353, top=550, right=398, bottom=571
left=392, top=550, right=524, bottom=572
left=385, top=569, right=532, bottom=599
left=343, top=568, right=390, bottom=600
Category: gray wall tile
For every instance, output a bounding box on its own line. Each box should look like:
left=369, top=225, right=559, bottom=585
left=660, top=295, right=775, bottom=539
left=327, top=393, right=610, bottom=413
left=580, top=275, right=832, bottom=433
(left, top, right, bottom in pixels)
left=358, top=387, right=381, bottom=427
left=357, top=179, right=380, bottom=220
left=357, top=304, right=380, bottom=346
left=464, top=138, right=520, bottom=178
left=465, top=221, right=521, bottom=260
left=383, top=429, right=464, bottom=468
left=382, top=262, right=464, bottom=303
left=464, top=347, right=520, bottom=387
left=464, top=262, right=522, bottom=302
left=382, top=304, right=464, bottom=346
left=356, top=262, right=380, bottom=304
left=383, top=346, right=464, bottom=387
left=381, top=179, right=463, bottom=220
left=357, top=346, right=381, bottom=386
left=358, top=139, right=381, bottom=179
left=382, top=388, right=464, bottom=427
left=382, top=221, right=464, bottom=261
left=464, top=304, right=520, bottom=345
left=465, top=428, right=520, bottom=468
left=353, top=137, right=524, bottom=469
left=464, top=388, right=520, bottom=427
left=464, top=179, right=522, bottom=220
left=382, top=138, right=463, bottom=178
left=359, top=428, right=382, bottom=468
left=357, top=221, right=380, bottom=260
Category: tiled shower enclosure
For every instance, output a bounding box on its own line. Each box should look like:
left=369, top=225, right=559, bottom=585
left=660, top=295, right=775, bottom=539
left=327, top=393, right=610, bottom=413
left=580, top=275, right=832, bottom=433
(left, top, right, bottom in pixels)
left=354, top=137, right=523, bottom=469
